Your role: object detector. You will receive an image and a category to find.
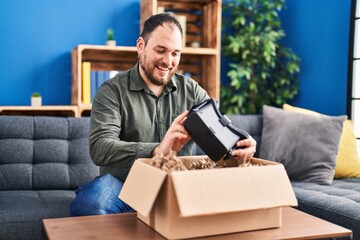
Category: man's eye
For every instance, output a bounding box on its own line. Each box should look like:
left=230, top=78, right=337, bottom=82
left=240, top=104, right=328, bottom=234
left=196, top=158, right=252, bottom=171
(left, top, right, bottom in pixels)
left=155, top=49, right=165, bottom=54
left=173, top=52, right=181, bottom=57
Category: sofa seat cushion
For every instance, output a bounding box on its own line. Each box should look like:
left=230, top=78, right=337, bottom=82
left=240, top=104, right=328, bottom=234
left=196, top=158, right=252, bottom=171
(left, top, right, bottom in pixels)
left=0, top=190, right=75, bottom=240
left=292, top=178, right=360, bottom=239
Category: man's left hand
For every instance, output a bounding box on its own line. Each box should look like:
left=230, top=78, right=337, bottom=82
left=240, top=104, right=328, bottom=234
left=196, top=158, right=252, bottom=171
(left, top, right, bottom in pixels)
left=230, top=137, right=257, bottom=162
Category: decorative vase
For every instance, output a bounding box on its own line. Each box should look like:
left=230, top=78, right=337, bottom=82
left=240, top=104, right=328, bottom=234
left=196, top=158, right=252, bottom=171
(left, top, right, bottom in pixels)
left=31, top=96, right=42, bottom=106
left=106, top=40, right=116, bottom=46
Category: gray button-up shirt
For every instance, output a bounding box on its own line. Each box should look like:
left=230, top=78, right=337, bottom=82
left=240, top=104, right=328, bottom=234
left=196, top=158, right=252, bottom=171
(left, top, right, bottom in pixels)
left=89, top=63, right=209, bottom=182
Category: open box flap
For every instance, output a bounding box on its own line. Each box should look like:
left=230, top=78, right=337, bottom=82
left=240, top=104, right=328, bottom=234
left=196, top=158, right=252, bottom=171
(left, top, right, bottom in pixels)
left=119, top=159, right=167, bottom=217
left=171, top=164, right=298, bottom=217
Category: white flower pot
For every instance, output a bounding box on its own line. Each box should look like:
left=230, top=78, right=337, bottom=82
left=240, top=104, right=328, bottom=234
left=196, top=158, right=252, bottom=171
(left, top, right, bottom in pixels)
left=106, top=40, right=116, bottom=46
left=31, top=96, right=42, bottom=106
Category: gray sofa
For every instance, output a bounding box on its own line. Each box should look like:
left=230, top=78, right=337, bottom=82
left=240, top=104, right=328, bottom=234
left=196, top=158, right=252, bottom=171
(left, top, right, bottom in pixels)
left=0, top=116, right=98, bottom=240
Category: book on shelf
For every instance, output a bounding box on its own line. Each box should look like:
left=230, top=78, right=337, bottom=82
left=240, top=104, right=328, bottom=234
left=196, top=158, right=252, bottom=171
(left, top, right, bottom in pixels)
left=89, top=70, right=123, bottom=102
left=90, top=70, right=97, bottom=102
left=176, top=15, right=186, bottom=47
left=82, top=62, right=91, bottom=104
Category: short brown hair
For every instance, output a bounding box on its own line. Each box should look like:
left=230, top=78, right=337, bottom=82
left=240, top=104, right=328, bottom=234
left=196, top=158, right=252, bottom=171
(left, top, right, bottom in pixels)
left=140, top=13, right=183, bottom=45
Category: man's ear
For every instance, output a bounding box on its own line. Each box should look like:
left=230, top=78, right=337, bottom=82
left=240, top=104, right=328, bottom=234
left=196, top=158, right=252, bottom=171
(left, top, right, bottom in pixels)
left=136, top=37, right=145, bottom=51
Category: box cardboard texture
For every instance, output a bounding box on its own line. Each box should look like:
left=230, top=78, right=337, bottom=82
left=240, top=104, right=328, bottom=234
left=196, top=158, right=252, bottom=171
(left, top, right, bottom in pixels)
left=119, top=156, right=298, bottom=239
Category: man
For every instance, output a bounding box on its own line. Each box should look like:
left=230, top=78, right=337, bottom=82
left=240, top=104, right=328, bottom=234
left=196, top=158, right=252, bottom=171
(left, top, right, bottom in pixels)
left=70, top=13, right=256, bottom=216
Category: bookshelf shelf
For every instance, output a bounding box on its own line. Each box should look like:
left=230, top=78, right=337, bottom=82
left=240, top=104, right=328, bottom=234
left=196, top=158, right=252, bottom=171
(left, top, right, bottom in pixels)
left=71, top=44, right=139, bottom=115
left=0, top=106, right=79, bottom=117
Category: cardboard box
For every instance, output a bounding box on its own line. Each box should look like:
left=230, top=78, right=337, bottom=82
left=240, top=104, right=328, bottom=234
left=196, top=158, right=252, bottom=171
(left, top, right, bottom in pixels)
left=119, top=156, right=298, bottom=239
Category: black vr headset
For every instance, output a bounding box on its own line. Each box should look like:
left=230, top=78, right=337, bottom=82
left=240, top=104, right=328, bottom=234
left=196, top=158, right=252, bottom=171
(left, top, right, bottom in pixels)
left=184, top=98, right=251, bottom=161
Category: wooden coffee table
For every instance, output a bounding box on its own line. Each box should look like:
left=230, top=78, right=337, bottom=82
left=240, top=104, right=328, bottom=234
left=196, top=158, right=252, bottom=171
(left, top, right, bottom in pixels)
left=43, top=207, right=352, bottom=240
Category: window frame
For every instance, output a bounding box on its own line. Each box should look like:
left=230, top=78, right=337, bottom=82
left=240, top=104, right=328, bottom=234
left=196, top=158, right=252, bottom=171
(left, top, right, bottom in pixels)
left=348, top=0, right=360, bottom=152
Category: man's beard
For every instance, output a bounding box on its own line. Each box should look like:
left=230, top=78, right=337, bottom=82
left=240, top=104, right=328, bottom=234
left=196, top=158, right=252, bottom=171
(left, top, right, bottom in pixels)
left=139, top=54, right=176, bottom=86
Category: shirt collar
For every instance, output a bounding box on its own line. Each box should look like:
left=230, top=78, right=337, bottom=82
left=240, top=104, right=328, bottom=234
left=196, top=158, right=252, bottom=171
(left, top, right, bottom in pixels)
left=129, top=62, right=147, bottom=91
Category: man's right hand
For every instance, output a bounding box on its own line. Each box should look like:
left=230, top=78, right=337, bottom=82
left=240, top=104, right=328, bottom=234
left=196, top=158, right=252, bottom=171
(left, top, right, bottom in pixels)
left=152, top=110, right=190, bottom=156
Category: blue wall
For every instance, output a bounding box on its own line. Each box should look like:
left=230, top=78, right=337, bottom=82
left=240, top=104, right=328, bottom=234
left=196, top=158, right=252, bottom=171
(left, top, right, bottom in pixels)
left=0, top=0, right=139, bottom=105
left=281, top=0, right=351, bottom=116
left=0, top=0, right=352, bottom=116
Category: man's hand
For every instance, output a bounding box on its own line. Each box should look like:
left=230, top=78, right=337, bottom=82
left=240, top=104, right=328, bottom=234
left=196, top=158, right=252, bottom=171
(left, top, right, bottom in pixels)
left=230, top=137, right=257, bottom=162
left=152, top=111, right=190, bottom=156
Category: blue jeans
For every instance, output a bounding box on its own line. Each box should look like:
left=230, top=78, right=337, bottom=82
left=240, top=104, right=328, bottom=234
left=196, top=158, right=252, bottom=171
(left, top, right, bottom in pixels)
left=70, top=174, right=134, bottom=216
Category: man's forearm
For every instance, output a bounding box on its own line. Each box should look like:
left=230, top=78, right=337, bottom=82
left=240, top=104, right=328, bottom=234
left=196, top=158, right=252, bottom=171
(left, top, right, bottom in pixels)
left=90, top=136, right=158, bottom=167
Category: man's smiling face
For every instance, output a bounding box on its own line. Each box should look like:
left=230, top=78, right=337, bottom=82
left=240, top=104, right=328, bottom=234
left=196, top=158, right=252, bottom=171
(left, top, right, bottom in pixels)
left=137, top=22, right=182, bottom=86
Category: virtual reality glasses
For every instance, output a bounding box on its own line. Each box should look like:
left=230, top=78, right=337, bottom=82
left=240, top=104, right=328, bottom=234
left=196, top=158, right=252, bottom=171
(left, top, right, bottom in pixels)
left=184, top=98, right=251, bottom=161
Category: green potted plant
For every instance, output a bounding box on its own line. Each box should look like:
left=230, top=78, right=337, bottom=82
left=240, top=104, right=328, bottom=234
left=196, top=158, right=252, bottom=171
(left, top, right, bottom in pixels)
left=106, top=28, right=116, bottom=46
left=220, top=0, right=300, bottom=114
left=31, top=92, right=42, bottom=106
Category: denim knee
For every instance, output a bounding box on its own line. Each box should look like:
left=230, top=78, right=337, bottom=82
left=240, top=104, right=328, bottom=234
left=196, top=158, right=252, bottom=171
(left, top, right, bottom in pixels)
left=70, top=174, right=134, bottom=216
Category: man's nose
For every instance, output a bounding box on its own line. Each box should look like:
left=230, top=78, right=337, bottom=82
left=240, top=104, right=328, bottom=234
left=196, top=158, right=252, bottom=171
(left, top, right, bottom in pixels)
left=162, top=53, right=172, bottom=66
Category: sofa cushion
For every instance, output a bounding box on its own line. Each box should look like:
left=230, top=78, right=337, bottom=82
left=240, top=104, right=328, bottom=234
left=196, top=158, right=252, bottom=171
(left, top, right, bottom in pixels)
left=292, top=179, right=360, bottom=240
left=0, top=116, right=99, bottom=190
left=283, top=104, right=360, bottom=179
left=259, top=105, right=346, bottom=185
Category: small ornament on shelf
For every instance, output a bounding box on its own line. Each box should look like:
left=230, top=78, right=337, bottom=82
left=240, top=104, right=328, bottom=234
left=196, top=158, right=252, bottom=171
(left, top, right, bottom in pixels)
left=106, top=28, right=116, bottom=46
left=190, top=41, right=200, bottom=48
left=157, top=6, right=165, bottom=13
left=31, top=92, right=42, bottom=106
